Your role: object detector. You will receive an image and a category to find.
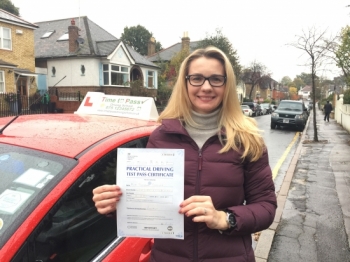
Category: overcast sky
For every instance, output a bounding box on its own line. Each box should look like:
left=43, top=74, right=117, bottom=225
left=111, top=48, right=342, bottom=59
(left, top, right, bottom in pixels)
left=11, top=0, right=350, bottom=82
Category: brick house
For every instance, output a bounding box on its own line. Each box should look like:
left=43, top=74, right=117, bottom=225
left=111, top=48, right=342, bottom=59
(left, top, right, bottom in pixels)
left=147, top=32, right=246, bottom=102
left=244, top=74, right=278, bottom=102
left=0, top=9, right=38, bottom=96
left=34, top=17, right=160, bottom=97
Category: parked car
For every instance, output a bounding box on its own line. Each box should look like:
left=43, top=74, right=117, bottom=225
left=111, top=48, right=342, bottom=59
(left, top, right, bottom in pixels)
left=271, top=104, right=278, bottom=112
left=259, top=104, right=267, bottom=115
left=241, top=102, right=259, bottom=116
left=308, top=101, right=313, bottom=111
left=270, top=100, right=309, bottom=131
left=241, top=105, right=253, bottom=116
left=255, top=104, right=263, bottom=116
left=260, top=103, right=272, bottom=114
left=0, top=113, right=159, bottom=261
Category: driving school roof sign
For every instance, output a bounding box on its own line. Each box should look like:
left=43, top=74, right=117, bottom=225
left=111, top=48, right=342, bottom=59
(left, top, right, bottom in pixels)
left=75, top=92, right=159, bottom=121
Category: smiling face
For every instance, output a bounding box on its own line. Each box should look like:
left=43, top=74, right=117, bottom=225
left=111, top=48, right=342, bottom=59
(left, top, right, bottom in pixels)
left=186, top=57, right=226, bottom=114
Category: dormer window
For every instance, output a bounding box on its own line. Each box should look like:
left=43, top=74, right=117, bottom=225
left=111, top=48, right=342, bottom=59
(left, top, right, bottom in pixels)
left=57, top=32, right=68, bottom=41
left=41, top=30, right=55, bottom=38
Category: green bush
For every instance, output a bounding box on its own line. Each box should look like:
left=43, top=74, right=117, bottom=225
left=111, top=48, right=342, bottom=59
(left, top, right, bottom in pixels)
left=157, top=85, right=172, bottom=106
left=344, top=89, right=350, bottom=104
left=318, top=98, right=328, bottom=110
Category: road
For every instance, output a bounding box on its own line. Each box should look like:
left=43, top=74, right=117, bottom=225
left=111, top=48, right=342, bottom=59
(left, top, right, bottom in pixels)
left=250, top=112, right=302, bottom=249
left=254, top=113, right=301, bottom=193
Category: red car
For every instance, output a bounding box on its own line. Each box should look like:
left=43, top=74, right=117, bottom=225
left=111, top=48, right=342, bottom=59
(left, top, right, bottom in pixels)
left=0, top=113, right=158, bottom=262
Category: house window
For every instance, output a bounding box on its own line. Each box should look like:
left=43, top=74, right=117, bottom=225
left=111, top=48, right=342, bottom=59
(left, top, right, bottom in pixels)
left=0, top=27, right=12, bottom=50
left=103, top=64, right=129, bottom=86
left=57, top=32, right=68, bottom=41
left=0, top=71, right=5, bottom=93
left=41, top=30, right=55, bottom=38
left=147, top=71, right=154, bottom=88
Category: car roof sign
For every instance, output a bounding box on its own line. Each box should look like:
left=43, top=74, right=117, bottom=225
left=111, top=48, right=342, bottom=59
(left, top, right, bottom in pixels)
left=75, top=92, right=159, bottom=121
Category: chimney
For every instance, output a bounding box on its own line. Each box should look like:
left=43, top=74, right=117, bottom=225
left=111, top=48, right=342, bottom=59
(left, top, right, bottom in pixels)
left=148, top=37, right=156, bottom=56
left=68, top=18, right=79, bottom=53
left=181, top=31, right=190, bottom=51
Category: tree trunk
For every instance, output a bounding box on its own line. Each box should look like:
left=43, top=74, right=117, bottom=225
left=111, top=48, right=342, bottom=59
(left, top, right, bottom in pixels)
left=311, top=61, right=318, bottom=142
left=249, top=84, right=255, bottom=99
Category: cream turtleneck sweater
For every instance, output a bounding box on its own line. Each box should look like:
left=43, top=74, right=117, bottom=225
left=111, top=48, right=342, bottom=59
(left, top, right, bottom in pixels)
left=185, top=109, right=220, bottom=149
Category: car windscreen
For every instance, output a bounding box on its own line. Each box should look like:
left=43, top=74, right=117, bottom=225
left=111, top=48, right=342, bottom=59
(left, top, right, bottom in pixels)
left=277, top=102, right=303, bottom=111
left=0, top=143, right=77, bottom=248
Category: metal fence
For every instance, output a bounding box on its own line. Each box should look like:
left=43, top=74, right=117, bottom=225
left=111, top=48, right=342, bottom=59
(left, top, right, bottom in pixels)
left=0, top=90, right=82, bottom=117
left=49, top=88, right=82, bottom=101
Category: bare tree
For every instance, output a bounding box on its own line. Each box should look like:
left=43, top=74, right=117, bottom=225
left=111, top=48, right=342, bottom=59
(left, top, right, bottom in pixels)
left=241, top=61, right=270, bottom=99
left=289, top=27, right=336, bottom=142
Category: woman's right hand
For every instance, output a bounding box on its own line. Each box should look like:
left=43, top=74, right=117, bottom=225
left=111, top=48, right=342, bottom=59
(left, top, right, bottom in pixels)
left=92, top=185, right=122, bottom=215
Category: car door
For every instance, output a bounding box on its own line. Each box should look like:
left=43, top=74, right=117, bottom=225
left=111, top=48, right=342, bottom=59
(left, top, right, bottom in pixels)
left=12, top=137, right=153, bottom=262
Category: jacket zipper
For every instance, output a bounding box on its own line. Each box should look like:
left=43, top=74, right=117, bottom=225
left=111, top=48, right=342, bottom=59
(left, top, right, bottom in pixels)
left=194, top=149, right=202, bottom=262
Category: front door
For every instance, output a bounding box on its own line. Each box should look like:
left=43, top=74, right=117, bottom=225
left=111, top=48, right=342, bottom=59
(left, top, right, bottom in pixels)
left=17, top=77, right=27, bottom=96
left=16, top=77, right=28, bottom=110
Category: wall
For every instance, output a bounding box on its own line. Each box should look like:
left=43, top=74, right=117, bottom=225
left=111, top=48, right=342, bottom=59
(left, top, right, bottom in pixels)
left=49, top=90, right=158, bottom=113
left=50, top=95, right=81, bottom=113
left=54, top=86, right=131, bottom=96
left=47, top=58, right=101, bottom=87
left=335, top=94, right=350, bottom=133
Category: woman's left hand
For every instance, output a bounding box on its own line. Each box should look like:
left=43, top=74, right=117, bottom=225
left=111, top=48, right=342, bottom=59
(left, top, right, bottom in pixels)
left=179, top=195, right=228, bottom=230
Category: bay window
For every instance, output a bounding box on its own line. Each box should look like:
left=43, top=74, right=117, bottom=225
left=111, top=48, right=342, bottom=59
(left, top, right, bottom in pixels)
left=103, top=64, right=129, bottom=86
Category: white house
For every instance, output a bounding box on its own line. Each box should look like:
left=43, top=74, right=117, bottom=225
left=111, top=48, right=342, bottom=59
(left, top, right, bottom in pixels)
left=34, top=17, right=159, bottom=96
left=298, top=85, right=312, bottom=99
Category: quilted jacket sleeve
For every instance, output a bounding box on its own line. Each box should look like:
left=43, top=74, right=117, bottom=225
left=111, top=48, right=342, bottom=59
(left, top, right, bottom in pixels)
left=227, top=148, right=277, bottom=235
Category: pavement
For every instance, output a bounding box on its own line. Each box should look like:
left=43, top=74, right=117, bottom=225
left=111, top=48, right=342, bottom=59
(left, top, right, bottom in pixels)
left=254, top=107, right=350, bottom=262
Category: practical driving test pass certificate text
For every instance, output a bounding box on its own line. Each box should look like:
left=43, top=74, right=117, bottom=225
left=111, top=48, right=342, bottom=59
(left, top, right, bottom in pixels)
left=116, top=148, right=184, bottom=239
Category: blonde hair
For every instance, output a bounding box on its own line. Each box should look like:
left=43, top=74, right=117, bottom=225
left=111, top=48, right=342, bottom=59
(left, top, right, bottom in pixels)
left=158, top=46, right=265, bottom=161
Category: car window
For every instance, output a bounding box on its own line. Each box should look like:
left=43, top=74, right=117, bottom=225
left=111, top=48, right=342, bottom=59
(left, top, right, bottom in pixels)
left=13, top=137, right=149, bottom=262
left=0, top=145, right=76, bottom=249
left=278, top=102, right=302, bottom=111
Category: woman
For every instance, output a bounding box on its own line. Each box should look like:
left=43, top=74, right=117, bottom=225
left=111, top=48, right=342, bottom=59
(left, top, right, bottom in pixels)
left=93, top=46, right=277, bottom=261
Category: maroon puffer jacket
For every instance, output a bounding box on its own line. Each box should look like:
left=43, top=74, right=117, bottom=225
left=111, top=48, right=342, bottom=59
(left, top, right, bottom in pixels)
left=147, top=119, right=277, bottom=262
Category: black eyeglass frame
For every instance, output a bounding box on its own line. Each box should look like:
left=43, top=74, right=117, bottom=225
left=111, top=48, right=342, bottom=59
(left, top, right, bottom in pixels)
left=185, top=75, right=227, bottom=87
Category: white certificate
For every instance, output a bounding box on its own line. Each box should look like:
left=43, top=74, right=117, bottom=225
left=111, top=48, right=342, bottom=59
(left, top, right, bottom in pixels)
left=117, top=148, right=184, bottom=239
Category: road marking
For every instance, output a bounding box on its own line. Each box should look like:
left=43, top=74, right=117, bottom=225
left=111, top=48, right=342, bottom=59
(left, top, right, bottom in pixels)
left=272, top=132, right=299, bottom=180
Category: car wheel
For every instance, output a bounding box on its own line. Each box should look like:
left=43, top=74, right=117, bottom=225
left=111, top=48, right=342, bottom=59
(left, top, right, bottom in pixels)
left=270, top=123, right=276, bottom=129
left=298, top=125, right=305, bottom=131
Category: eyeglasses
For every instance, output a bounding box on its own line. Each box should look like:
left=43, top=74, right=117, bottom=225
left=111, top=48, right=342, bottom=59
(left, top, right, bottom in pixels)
left=186, top=74, right=226, bottom=87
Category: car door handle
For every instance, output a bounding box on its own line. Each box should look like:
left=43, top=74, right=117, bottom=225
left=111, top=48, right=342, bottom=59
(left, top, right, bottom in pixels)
left=139, top=238, right=154, bottom=262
